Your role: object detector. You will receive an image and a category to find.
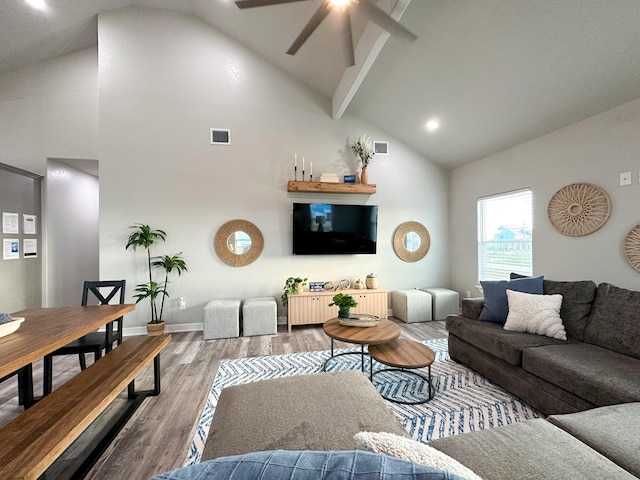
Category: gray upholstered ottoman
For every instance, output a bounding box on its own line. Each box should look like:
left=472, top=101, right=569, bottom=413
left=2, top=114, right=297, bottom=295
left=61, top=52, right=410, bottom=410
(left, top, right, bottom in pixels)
left=203, top=298, right=241, bottom=340
left=420, top=288, right=459, bottom=320
left=242, top=296, right=277, bottom=336
left=391, top=289, right=432, bottom=323
left=202, top=371, right=407, bottom=460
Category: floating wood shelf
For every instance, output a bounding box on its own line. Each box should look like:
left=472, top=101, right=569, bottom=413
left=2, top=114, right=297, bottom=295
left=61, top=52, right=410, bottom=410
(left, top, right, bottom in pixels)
left=287, top=181, right=376, bottom=194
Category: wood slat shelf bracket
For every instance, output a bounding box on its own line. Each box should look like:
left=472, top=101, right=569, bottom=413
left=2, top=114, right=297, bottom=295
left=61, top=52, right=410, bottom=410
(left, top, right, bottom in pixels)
left=287, top=181, right=376, bottom=194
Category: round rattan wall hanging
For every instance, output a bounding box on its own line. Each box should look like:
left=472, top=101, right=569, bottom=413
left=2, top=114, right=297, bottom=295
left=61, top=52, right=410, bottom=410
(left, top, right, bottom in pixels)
left=547, top=183, right=611, bottom=237
left=624, top=224, right=640, bottom=274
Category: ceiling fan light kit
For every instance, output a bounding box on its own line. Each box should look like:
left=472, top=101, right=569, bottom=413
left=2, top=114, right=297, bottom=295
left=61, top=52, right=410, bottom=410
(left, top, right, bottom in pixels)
left=235, top=0, right=417, bottom=66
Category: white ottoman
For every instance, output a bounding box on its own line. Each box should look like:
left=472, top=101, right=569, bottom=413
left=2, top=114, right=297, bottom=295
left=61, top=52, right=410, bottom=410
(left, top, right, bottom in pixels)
left=419, top=288, right=460, bottom=320
left=203, top=298, right=241, bottom=340
left=242, top=297, right=277, bottom=336
left=391, top=289, right=432, bottom=323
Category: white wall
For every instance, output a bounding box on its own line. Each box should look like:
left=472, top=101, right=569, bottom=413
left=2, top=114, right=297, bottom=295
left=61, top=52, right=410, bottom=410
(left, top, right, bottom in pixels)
left=0, top=48, right=98, bottom=176
left=44, top=159, right=99, bottom=307
left=450, top=98, right=640, bottom=295
left=97, top=7, right=449, bottom=328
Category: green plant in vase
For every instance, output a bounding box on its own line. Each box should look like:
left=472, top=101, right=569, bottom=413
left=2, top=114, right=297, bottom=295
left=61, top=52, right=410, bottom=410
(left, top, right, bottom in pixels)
left=281, top=276, right=308, bottom=307
left=126, top=224, right=188, bottom=334
left=329, top=293, right=358, bottom=319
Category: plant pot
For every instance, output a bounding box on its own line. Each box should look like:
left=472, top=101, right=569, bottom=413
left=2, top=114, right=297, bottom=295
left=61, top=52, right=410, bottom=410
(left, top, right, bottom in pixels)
left=147, top=321, right=166, bottom=336
left=294, top=282, right=304, bottom=294
left=338, top=310, right=351, bottom=319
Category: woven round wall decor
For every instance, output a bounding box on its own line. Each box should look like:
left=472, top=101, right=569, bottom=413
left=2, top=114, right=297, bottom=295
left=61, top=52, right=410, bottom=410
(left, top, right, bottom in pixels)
left=624, top=224, right=640, bottom=274
left=547, top=183, right=611, bottom=237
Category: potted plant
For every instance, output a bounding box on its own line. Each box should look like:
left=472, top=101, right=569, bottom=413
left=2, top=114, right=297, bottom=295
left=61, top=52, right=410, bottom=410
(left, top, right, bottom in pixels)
left=350, top=135, right=375, bottom=184
left=281, top=276, right=307, bottom=307
left=329, top=293, right=358, bottom=319
left=126, top=224, right=188, bottom=335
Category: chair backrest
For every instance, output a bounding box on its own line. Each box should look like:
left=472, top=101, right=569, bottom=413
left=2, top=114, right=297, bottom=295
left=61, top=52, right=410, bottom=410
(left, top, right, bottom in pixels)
left=82, top=280, right=126, bottom=306
left=82, top=280, right=126, bottom=349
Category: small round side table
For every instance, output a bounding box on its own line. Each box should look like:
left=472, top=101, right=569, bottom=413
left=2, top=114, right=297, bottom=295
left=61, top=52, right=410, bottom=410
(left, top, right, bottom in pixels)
left=368, top=338, right=436, bottom=405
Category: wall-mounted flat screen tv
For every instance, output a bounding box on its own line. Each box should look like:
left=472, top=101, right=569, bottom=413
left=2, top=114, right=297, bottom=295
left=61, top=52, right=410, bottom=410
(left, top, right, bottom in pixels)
left=292, top=203, right=378, bottom=255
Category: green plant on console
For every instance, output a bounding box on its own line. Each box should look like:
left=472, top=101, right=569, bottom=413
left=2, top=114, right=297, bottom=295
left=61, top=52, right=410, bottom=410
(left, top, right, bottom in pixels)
left=126, top=224, right=188, bottom=324
left=329, top=293, right=358, bottom=319
left=281, top=276, right=308, bottom=307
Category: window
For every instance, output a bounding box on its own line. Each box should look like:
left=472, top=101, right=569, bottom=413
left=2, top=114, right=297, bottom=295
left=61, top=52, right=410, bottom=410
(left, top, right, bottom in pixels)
left=477, top=189, right=533, bottom=281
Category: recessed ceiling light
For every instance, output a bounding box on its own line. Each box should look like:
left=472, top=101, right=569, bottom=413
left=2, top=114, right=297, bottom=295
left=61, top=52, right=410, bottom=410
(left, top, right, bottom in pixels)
left=25, top=0, right=47, bottom=11
left=329, top=0, right=352, bottom=6
left=425, top=119, right=440, bottom=132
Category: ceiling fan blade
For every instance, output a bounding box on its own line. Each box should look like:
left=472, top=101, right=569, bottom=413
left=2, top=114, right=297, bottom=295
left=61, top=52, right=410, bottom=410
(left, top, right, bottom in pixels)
left=235, top=0, right=310, bottom=9
left=354, top=0, right=417, bottom=42
left=287, top=1, right=332, bottom=56
left=340, top=11, right=355, bottom=67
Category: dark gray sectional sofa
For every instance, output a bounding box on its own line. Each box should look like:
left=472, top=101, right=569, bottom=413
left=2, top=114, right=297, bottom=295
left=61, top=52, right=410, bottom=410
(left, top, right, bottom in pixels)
left=446, top=279, right=640, bottom=415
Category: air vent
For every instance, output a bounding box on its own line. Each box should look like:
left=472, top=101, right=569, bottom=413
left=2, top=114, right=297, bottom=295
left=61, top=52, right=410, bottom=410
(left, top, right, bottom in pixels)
left=374, top=141, right=388, bottom=154
left=210, top=128, right=231, bottom=145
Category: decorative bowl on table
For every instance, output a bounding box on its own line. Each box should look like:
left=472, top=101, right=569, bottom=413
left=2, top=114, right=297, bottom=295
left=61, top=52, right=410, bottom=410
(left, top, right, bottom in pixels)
left=0, top=315, right=25, bottom=338
left=338, top=314, right=380, bottom=328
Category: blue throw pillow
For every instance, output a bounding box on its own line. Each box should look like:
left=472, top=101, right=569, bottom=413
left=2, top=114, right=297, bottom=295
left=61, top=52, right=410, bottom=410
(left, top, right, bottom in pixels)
left=478, top=276, right=544, bottom=324
left=152, top=450, right=466, bottom=480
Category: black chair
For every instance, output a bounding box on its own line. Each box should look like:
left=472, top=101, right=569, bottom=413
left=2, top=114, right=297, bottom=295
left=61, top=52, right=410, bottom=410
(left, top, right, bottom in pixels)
left=43, top=280, right=126, bottom=396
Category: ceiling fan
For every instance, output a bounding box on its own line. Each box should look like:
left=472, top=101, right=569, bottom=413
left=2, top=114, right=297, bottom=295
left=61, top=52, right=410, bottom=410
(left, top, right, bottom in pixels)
left=235, top=0, right=417, bottom=66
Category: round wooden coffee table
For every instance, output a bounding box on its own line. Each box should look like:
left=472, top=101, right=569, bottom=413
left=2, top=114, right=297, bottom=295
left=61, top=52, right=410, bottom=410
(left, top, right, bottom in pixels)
left=368, top=338, right=435, bottom=404
left=322, top=317, right=401, bottom=374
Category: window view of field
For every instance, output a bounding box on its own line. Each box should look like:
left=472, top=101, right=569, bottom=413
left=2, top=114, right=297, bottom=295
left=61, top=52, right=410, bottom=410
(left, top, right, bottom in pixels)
left=478, top=189, right=533, bottom=281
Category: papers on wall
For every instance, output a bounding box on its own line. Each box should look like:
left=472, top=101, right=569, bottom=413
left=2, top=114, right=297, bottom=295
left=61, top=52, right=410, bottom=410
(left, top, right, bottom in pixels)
left=3, top=239, right=19, bottom=260
left=3, top=212, right=19, bottom=234
left=23, top=214, right=36, bottom=234
left=23, top=239, right=37, bottom=258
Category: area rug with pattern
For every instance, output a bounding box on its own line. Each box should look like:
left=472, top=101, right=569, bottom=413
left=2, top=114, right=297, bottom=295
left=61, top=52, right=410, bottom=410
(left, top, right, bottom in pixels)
left=184, top=338, right=540, bottom=466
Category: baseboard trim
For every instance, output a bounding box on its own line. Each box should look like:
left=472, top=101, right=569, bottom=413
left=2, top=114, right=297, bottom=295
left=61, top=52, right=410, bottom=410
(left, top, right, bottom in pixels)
left=123, top=322, right=204, bottom=337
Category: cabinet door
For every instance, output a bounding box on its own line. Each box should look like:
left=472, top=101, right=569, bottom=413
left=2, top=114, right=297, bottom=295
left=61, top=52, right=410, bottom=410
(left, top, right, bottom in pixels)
left=352, top=292, right=387, bottom=319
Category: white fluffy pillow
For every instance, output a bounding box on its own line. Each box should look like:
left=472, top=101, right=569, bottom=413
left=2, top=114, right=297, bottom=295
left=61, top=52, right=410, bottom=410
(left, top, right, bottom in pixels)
left=503, top=289, right=567, bottom=340
left=354, top=431, right=482, bottom=480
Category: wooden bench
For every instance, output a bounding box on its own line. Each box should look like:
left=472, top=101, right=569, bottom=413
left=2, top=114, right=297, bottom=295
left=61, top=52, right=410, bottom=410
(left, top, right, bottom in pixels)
left=0, top=334, right=171, bottom=480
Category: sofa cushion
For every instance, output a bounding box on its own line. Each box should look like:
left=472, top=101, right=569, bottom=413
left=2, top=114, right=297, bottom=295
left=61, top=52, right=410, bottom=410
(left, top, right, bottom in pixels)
left=522, top=343, right=640, bottom=405
left=354, top=432, right=481, bottom=480
left=478, top=276, right=544, bottom=324
left=153, top=450, right=468, bottom=480
left=428, top=419, right=637, bottom=480
left=583, top=283, right=640, bottom=359
left=547, top=403, right=640, bottom=478
left=202, top=371, right=407, bottom=461
left=510, top=274, right=597, bottom=341
left=446, top=316, right=572, bottom=366
left=503, top=290, right=566, bottom=340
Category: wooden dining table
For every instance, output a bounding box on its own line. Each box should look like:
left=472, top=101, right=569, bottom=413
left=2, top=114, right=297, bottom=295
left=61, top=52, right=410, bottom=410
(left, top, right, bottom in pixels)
left=1, top=304, right=135, bottom=407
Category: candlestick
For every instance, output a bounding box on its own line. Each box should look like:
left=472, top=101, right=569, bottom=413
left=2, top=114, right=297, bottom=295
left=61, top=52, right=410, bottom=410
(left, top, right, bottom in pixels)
left=294, top=153, right=297, bottom=167
left=302, top=157, right=305, bottom=172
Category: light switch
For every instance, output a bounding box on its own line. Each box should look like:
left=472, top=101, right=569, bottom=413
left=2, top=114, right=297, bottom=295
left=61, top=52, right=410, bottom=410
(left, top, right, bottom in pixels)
left=620, top=171, right=632, bottom=186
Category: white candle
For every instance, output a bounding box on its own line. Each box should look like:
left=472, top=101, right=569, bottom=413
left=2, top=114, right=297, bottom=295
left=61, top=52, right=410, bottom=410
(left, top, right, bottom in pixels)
left=294, top=153, right=297, bottom=167
left=310, top=161, right=312, bottom=176
left=303, top=157, right=305, bottom=171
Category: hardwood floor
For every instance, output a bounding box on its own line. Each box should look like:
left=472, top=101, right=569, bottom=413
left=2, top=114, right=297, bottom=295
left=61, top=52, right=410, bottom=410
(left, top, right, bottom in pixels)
left=0, top=318, right=447, bottom=479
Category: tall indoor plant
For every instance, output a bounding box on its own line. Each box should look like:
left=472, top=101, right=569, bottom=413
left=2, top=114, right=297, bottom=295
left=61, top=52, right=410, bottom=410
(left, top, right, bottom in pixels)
left=126, top=224, right=188, bottom=335
left=350, top=135, right=375, bottom=184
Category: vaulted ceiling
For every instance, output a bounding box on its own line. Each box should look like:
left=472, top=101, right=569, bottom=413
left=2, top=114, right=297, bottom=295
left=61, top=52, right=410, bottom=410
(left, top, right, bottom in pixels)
left=3, top=0, right=640, bottom=169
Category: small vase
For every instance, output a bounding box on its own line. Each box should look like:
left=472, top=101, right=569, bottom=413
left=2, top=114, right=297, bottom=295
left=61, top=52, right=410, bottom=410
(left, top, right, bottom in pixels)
left=338, top=310, right=351, bottom=319
left=360, top=166, right=369, bottom=184
left=294, top=282, right=304, bottom=294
